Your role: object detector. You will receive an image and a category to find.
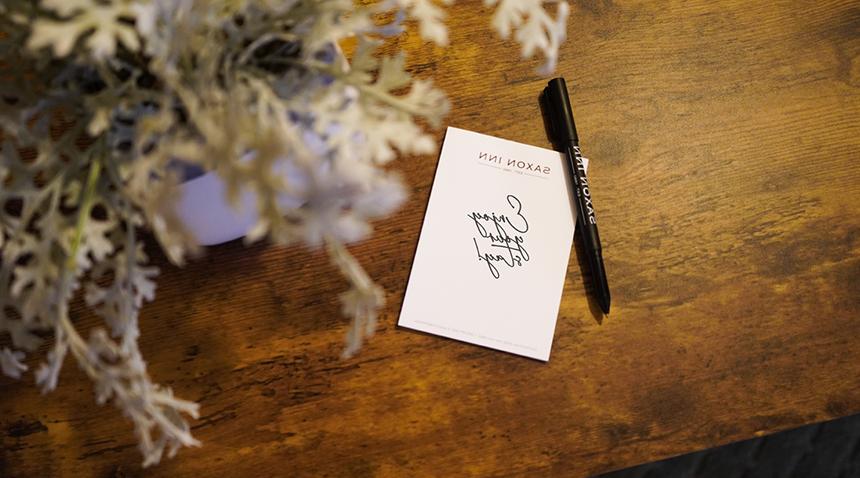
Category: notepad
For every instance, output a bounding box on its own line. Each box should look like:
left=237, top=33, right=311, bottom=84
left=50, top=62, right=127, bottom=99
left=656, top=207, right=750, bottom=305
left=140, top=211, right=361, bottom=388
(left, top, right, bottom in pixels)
left=398, top=127, right=585, bottom=360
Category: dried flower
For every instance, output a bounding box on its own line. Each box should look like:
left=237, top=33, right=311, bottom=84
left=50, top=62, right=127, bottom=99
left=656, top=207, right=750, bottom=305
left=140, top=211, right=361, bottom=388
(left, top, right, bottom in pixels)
left=0, top=0, right=568, bottom=467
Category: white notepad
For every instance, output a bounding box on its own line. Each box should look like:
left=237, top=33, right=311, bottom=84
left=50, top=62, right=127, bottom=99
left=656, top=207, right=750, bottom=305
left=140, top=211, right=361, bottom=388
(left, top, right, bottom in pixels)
left=398, top=127, right=585, bottom=360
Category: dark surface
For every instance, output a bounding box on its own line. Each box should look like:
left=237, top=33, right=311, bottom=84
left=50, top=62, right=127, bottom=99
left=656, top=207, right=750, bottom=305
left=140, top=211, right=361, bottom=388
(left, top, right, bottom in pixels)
left=597, top=412, right=860, bottom=478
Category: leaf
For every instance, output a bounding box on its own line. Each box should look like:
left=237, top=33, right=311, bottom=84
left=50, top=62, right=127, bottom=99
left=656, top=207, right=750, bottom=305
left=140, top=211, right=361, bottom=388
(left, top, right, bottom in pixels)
left=0, top=347, right=28, bottom=379
left=484, top=0, right=569, bottom=73
left=395, top=0, right=452, bottom=45
left=27, top=2, right=142, bottom=60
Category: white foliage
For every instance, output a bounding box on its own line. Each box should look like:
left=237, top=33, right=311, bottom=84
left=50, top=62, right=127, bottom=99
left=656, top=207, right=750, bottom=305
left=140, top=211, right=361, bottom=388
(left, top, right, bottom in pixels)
left=28, top=1, right=142, bottom=59
left=0, top=347, right=28, bottom=379
left=0, top=0, right=570, bottom=468
left=485, top=0, right=570, bottom=73
left=395, top=0, right=453, bottom=45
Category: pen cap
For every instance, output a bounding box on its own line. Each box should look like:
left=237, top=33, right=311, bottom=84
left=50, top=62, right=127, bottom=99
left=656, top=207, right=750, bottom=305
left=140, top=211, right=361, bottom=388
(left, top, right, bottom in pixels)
left=544, top=77, right=579, bottom=144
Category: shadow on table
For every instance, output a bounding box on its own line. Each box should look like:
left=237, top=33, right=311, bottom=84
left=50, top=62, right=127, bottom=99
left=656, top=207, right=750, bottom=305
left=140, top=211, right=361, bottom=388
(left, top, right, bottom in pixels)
left=593, top=411, right=860, bottom=478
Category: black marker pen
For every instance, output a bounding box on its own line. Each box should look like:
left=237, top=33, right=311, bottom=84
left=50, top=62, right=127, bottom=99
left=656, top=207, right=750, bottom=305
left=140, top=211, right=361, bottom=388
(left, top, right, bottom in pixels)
left=542, top=77, right=611, bottom=314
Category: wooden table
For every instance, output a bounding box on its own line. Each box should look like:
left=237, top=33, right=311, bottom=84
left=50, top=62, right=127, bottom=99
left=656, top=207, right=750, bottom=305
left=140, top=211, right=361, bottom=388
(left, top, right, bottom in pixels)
left=3, top=1, right=859, bottom=476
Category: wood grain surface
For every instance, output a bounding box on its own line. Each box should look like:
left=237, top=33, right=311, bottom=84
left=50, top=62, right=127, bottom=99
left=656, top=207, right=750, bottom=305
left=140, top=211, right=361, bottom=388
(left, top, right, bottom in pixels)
left=3, top=1, right=860, bottom=476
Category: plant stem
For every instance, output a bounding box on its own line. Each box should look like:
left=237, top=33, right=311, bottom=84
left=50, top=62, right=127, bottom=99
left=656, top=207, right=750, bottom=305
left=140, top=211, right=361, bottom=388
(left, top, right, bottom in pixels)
left=249, top=58, right=427, bottom=118
left=65, top=156, right=102, bottom=270
left=47, top=155, right=105, bottom=386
